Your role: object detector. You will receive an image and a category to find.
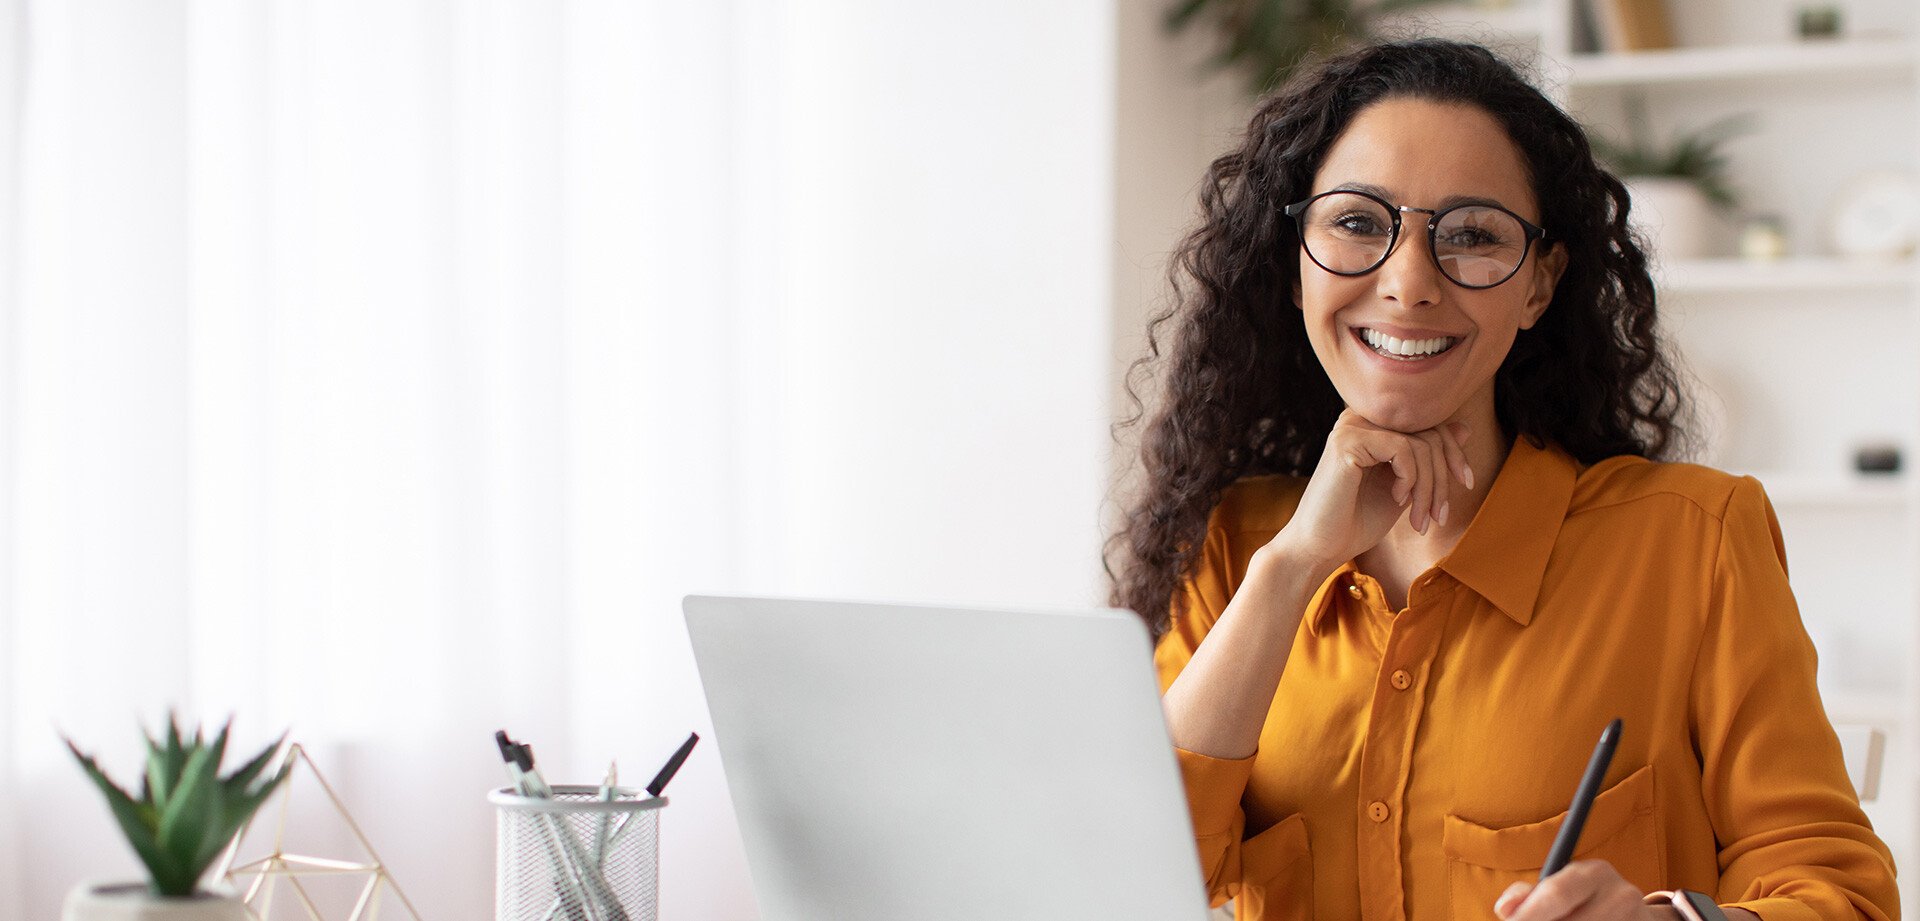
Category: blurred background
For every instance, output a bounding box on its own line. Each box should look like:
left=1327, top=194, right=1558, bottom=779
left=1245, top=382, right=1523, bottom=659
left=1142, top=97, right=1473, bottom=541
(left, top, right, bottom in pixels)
left=3, top=1, right=1917, bottom=919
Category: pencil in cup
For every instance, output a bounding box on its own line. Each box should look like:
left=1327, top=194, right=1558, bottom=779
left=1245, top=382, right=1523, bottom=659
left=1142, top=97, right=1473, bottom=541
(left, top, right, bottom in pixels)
left=492, top=785, right=667, bottom=921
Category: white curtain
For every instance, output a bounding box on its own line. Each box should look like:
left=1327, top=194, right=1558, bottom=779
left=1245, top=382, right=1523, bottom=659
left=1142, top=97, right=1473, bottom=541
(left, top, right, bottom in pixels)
left=3, top=1, right=754, bottom=918
left=0, top=2, right=1116, bottom=919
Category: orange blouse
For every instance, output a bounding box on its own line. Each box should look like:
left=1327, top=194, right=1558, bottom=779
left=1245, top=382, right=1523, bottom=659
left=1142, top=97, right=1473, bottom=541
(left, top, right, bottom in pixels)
left=1154, top=437, right=1898, bottom=921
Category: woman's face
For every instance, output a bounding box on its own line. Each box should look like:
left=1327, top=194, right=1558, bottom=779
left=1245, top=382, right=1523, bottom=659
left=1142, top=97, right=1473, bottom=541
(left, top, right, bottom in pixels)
left=1295, top=97, right=1566, bottom=434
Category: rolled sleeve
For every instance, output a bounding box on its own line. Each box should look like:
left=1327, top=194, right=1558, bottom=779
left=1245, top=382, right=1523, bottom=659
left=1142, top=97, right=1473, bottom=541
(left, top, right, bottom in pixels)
left=1693, top=478, right=1899, bottom=921
left=1155, top=524, right=1263, bottom=903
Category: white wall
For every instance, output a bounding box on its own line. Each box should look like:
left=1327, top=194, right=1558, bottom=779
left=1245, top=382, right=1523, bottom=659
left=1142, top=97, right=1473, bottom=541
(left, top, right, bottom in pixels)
left=734, top=1, right=1117, bottom=610
left=1109, top=0, right=1250, bottom=506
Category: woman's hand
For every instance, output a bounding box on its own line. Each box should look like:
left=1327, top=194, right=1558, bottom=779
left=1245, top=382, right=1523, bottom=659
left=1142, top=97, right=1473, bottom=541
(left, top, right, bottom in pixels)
left=1264, top=408, right=1473, bottom=572
left=1493, top=863, right=1677, bottom=921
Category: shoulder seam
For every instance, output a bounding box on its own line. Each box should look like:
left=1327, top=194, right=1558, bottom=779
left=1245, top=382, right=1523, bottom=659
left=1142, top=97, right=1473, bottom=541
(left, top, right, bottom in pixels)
left=1570, top=482, right=1745, bottom=525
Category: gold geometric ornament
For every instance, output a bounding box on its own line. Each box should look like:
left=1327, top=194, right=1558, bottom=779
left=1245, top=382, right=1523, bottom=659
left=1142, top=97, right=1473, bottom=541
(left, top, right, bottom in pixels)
left=211, top=743, right=426, bottom=921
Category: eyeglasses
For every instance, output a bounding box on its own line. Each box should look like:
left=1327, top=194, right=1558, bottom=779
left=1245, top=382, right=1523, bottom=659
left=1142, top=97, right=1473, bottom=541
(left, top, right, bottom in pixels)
left=1282, top=189, right=1549, bottom=289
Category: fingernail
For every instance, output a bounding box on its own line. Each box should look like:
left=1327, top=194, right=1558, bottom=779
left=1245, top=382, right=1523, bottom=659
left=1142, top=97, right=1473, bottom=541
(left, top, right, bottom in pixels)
left=1437, top=501, right=1450, bottom=526
left=1495, top=883, right=1530, bottom=918
left=1464, top=465, right=1475, bottom=491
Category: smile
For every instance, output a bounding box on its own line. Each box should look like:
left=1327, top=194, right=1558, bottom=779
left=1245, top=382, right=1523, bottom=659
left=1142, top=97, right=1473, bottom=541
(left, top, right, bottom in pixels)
left=1355, top=327, right=1459, bottom=361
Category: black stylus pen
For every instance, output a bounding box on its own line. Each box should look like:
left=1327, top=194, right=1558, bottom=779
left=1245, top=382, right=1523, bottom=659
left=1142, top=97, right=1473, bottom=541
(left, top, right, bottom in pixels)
left=1540, top=717, right=1623, bottom=880
left=647, top=732, right=700, bottom=797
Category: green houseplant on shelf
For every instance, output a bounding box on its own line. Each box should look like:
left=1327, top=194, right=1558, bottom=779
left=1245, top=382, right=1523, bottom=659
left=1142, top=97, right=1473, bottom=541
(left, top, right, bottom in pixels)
left=1165, top=0, right=1449, bottom=93
left=62, top=715, right=289, bottom=921
left=1592, top=95, right=1753, bottom=260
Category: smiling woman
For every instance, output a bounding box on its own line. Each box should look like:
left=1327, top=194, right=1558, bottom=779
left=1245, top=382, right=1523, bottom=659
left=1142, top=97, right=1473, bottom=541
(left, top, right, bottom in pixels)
left=1107, top=39, right=1898, bottom=921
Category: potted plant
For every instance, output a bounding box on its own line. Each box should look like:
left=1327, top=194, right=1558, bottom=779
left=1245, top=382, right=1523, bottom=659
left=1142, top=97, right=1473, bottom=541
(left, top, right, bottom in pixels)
left=1593, top=95, right=1753, bottom=260
left=1165, top=0, right=1448, bottom=93
left=62, top=716, right=290, bottom=921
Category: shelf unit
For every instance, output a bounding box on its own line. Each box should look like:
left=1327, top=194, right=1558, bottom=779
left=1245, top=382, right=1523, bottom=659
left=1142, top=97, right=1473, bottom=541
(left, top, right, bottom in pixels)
left=1424, top=2, right=1920, bottom=913
left=1740, top=470, right=1910, bottom=508
left=1657, top=256, right=1914, bottom=292
left=1564, top=39, right=1916, bottom=86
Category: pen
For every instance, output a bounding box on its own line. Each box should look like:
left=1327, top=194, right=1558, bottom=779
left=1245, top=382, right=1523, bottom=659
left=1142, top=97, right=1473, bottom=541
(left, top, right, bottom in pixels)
left=603, top=732, right=701, bottom=852
left=1540, top=718, right=1623, bottom=880
left=497, top=731, right=593, bottom=921
left=594, top=761, right=619, bottom=865
left=646, top=733, right=700, bottom=798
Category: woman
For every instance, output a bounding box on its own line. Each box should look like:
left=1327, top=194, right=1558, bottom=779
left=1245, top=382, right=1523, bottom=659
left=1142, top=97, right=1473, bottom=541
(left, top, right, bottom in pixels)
left=1107, top=39, right=1898, bottom=921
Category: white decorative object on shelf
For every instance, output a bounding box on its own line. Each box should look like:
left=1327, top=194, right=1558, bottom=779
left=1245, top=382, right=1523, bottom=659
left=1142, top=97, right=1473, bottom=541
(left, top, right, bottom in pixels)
left=1830, top=170, right=1920, bottom=261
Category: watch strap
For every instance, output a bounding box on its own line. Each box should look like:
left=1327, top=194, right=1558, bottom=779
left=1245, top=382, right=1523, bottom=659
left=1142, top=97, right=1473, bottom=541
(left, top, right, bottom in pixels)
left=1643, top=889, right=1729, bottom=921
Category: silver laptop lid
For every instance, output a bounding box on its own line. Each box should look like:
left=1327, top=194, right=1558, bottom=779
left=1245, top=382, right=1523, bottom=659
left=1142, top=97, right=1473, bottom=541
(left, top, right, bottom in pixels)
left=683, top=594, right=1211, bottom=921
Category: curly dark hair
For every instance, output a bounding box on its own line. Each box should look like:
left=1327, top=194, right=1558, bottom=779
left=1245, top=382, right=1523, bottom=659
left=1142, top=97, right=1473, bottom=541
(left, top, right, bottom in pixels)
left=1106, top=38, right=1685, bottom=639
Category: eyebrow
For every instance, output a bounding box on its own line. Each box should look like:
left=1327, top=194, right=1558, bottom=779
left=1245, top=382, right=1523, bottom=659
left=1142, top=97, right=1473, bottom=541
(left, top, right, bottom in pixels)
left=1330, top=182, right=1516, bottom=212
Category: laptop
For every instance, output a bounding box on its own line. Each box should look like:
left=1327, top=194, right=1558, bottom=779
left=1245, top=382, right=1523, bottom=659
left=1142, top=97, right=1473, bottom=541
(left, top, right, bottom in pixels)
left=682, top=594, right=1212, bottom=921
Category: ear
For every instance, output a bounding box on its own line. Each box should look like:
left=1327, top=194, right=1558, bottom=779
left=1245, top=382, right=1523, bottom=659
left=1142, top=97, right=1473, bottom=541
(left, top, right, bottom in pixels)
left=1293, top=277, right=1304, bottom=311
left=1518, top=242, right=1567, bottom=330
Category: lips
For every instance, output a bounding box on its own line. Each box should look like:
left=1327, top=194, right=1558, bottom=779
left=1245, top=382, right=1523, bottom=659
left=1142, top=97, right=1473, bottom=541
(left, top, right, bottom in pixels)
left=1354, top=326, right=1459, bottom=361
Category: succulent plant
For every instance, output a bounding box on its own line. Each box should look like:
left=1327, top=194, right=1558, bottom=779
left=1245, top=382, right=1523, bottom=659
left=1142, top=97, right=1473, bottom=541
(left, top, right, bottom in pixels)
left=66, top=715, right=290, bottom=897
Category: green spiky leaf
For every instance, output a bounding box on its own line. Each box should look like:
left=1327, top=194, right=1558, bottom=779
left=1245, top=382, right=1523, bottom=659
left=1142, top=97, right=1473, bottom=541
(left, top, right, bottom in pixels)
left=66, top=715, right=291, bottom=898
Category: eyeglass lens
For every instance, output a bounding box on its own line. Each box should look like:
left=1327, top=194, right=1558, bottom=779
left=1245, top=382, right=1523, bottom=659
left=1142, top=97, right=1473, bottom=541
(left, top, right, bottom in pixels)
left=1296, top=192, right=1531, bottom=288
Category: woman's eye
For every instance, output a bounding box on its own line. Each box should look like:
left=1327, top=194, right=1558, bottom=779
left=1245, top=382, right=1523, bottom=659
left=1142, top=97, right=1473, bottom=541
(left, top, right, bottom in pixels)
left=1440, top=227, right=1503, bottom=248
left=1331, top=213, right=1388, bottom=236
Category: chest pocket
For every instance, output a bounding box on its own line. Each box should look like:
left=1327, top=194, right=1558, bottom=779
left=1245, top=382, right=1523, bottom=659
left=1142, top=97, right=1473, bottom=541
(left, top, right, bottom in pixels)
left=1441, top=764, right=1663, bottom=920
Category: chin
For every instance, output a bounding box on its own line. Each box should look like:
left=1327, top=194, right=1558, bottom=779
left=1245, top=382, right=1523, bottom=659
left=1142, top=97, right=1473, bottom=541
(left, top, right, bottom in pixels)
left=1349, top=401, right=1452, bottom=434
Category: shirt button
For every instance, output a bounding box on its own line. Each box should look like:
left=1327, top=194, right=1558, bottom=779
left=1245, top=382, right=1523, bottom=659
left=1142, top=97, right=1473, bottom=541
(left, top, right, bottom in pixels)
left=1347, top=585, right=1364, bottom=599
left=1390, top=669, right=1413, bottom=690
left=1368, top=801, right=1390, bottom=823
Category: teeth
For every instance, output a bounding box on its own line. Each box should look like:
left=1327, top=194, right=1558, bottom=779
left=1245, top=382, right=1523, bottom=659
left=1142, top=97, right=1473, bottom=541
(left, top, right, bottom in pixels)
left=1360, top=328, right=1457, bottom=358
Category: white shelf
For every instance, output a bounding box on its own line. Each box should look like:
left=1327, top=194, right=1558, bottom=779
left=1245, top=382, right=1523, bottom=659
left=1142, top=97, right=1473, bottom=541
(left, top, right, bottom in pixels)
left=1656, top=257, right=1915, bottom=294
left=1566, top=40, right=1917, bottom=87
left=1740, top=471, right=1909, bottom=509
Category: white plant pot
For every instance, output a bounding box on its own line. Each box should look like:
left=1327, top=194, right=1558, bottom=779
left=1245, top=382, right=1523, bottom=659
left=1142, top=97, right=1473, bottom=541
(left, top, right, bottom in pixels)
left=62, top=882, right=253, bottom=921
left=1623, top=176, right=1716, bottom=262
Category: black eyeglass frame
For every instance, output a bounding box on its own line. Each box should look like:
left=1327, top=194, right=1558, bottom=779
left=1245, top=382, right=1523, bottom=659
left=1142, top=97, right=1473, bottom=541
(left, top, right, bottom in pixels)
left=1282, top=189, right=1550, bottom=290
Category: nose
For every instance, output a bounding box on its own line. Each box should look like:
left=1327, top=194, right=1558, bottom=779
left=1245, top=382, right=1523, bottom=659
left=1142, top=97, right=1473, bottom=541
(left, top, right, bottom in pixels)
left=1375, top=221, right=1444, bottom=308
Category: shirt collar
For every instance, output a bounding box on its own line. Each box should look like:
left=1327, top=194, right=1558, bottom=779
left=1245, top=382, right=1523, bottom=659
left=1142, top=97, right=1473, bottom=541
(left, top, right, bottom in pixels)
left=1303, top=436, right=1578, bottom=635
left=1439, top=436, right=1578, bottom=626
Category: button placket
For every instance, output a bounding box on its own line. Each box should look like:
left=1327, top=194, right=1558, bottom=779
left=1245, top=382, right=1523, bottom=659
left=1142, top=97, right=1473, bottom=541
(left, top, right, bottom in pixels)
left=1354, top=593, right=1444, bottom=921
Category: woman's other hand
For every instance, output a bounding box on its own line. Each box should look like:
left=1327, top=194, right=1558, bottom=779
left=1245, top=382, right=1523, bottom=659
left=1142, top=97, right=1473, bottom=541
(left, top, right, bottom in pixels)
left=1265, top=407, right=1472, bottom=572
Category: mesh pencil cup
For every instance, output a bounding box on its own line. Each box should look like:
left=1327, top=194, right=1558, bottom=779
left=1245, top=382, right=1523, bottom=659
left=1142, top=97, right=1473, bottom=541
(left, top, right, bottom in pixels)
left=491, top=785, right=666, bottom=921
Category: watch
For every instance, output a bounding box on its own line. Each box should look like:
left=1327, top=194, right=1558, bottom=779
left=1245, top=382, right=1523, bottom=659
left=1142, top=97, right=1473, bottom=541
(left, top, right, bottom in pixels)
left=1643, top=889, right=1730, bottom=921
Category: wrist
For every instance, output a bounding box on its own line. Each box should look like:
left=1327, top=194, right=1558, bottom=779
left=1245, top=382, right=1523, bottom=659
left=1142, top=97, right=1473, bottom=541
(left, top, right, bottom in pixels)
left=1250, top=540, right=1342, bottom=589
left=1643, top=890, right=1731, bottom=921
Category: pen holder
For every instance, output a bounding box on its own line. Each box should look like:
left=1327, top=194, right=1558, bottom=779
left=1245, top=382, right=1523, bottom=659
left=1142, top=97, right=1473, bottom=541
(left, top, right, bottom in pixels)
left=491, top=785, right=667, bottom=921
